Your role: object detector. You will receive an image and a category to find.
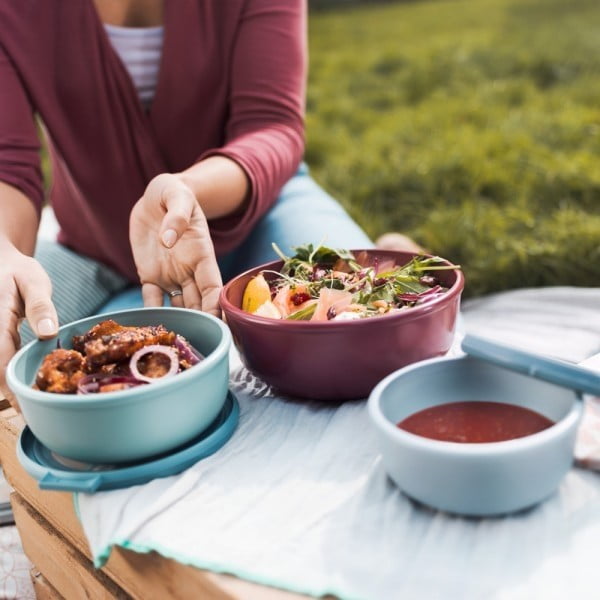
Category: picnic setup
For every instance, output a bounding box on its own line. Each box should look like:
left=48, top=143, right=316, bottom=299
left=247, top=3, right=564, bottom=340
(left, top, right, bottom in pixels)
left=1, top=0, right=600, bottom=599
left=2, top=241, right=600, bottom=599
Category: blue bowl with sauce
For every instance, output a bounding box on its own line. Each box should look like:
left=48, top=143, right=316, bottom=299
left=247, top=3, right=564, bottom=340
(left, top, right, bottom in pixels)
left=367, top=343, right=590, bottom=516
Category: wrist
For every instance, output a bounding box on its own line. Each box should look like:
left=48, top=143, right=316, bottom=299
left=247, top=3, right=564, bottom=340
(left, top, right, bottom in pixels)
left=176, top=156, right=249, bottom=220
left=173, top=172, right=196, bottom=195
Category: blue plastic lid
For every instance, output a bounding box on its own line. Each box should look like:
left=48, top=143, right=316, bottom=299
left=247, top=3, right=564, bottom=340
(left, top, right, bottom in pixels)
left=461, top=334, right=600, bottom=397
left=17, top=391, right=239, bottom=493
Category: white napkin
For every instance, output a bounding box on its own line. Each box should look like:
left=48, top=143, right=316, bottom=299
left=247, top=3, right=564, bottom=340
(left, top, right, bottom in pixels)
left=76, top=287, right=600, bottom=600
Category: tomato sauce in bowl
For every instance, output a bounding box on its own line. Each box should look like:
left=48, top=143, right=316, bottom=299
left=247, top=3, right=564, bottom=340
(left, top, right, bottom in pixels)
left=397, top=401, right=554, bottom=443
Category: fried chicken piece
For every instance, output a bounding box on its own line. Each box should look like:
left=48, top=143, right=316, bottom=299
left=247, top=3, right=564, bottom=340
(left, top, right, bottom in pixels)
left=94, top=362, right=131, bottom=377
left=35, top=349, right=86, bottom=394
left=82, top=321, right=176, bottom=367
left=72, top=319, right=125, bottom=353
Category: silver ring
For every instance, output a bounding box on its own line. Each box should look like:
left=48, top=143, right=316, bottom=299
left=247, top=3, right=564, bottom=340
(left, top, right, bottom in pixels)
left=167, top=289, right=183, bottom=298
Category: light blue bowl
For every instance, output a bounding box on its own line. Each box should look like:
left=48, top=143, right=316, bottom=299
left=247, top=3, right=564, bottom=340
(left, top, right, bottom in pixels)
left=7, top=308, right=231, bottom=464
left=368, top=355, right=583, bottom=516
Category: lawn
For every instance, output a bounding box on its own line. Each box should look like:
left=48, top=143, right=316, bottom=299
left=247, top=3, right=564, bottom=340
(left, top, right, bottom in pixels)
left=306, top=0, right=600, bottom=296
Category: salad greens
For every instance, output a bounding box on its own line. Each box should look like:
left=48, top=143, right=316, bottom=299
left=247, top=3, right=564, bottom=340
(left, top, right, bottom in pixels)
left=248, top=243, right=461, bottom=321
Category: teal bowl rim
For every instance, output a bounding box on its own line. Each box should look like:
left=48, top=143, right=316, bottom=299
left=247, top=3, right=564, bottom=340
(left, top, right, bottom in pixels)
left=6, top=307, right=232, bottom=409
left=367, top=354, right=584, bottom=456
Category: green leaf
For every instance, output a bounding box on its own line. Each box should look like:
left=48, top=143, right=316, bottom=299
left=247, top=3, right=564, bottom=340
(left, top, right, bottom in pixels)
left=290, top=244, right=355, bottom=266
left=393, top=279, right=430, bottom=294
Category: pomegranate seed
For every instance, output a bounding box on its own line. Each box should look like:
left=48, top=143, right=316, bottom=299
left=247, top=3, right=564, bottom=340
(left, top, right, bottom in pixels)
left=291, top=292, right=311, bottom=306
left=326, top=307, right=337, bottom=320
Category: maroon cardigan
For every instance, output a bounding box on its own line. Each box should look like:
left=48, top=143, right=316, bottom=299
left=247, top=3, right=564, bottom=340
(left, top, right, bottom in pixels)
left=0, top=0, right=306, bottom=281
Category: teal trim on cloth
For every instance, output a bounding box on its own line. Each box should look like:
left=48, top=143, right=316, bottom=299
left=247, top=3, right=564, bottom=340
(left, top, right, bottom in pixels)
left=91, top=537, right=363, bottom=600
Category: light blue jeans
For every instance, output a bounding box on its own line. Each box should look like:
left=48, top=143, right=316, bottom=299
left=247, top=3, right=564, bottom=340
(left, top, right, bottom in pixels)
left=29, top=164, right=372, bottom=335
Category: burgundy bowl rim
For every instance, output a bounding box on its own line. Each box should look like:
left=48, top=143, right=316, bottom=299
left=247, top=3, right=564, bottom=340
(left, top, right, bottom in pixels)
left=219, top=249, right=465, bottom=329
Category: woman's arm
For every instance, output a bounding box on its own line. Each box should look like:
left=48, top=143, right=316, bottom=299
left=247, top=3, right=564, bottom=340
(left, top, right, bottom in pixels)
left=156, top=1, right=306, bottom=251
left=0, top=186, right=58, bottom=409
left=0, top=40, right=46, bottom=252
left=176, top=155, right=249, bottom=222
left=0, top=44, right=58, bottom=408
left=0, top=181, right=39, bottom=255
left=130, top=2, right=307, bottom=314
left=195, top=0, right=307, bottom=248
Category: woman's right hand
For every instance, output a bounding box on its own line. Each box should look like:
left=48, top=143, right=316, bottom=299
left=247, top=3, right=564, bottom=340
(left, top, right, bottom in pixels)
left=0, top=242, right=58, bottom=411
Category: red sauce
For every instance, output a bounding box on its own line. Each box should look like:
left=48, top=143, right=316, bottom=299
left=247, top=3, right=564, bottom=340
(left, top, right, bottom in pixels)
left=397, top=401, right=554, bottom=443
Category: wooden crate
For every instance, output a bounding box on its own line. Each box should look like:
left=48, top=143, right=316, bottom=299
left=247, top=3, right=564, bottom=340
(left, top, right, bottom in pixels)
left=0, top=406, right=309, bottom=600
left=29, top=568, right=62, bottom=600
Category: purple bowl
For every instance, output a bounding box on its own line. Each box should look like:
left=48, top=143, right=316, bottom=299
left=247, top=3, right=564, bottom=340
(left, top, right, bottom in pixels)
left=219, top=250, right=465, bottom=401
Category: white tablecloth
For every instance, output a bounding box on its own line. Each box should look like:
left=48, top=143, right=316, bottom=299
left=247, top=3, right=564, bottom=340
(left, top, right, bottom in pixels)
left=77, top=287, right=600, bottom=600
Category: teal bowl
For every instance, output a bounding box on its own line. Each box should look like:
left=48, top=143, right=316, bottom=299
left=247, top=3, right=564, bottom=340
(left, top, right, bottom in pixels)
left=6, top=308, right=231, bottom=464
left=368, top=355, right=583, bottom=516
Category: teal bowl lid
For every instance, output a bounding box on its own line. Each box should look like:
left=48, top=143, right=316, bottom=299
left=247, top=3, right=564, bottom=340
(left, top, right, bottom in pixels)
left=17, top=391, right=239, bottom=493
left=462, top=334, right=600, bottom=396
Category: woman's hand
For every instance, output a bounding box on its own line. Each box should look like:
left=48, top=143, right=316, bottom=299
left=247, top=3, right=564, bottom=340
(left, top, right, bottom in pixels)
left=129, top=173, right=223, bottom=317
left=0, top=242, right=58, bottom=410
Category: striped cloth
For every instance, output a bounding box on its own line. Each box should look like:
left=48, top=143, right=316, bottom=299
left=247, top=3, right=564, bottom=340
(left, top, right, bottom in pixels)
left=104, top=24, right=164, bottom=107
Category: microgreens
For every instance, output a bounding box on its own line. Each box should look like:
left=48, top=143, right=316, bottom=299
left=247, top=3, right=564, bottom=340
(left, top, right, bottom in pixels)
left=267, top=244, right=460, bottom=320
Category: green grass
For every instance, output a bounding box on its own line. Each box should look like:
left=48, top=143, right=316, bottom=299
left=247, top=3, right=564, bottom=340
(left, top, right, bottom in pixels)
left=306, top=0, right=600, bottom=296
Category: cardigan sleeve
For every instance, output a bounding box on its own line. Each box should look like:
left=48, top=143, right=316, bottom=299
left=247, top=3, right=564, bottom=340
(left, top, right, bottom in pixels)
left=0, top=43, right=44, bottom=213
left=200, top=0, right=307, bottom=250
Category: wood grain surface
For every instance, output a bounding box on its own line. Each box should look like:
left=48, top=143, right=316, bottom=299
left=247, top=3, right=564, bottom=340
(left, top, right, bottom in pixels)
left=0, top=407, right=311, bottom=600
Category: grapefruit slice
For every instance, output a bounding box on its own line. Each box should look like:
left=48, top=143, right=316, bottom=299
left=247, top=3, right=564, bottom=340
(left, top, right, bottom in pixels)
left=253, top=300, right=282, bottom=319
left=242, top=273, right=272, bottom=313
left=311, top=288, right=353, bottom=322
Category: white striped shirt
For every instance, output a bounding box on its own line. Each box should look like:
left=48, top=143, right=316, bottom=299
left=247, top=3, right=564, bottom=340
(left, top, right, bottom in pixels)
left=105, top=24, right=164, bottom=107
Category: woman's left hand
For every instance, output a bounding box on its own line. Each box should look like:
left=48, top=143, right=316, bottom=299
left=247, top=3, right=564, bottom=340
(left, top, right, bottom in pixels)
left=130, top=173, right=222, bottom=317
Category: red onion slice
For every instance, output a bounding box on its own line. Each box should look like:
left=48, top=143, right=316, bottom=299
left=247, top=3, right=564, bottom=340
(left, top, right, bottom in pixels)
left=174, top=335, right=204, bottom=366
left=129, top=344, right=179, bottom=383
left=396, top=285, right=444, bottom=305
left=77, top=374, right=148, bottom=394
left=77, top=375, right=100, bottom=394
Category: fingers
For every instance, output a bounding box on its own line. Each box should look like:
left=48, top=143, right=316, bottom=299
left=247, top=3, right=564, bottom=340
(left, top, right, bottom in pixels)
left=159, top=184, right=196, bottom=249
left=0, top=307, right=22, bottom=413
left=169, top=291, right=184, bottom=309
left=200, top=284, right=222, bottom=318
left=142, top=283, right=164, bottom=307
left=15, top=263, right=58, bottom=339
left=1, top=382, right=20, bottom=412
left=1, top=378, right=20, bottom=412
left=181, top=281, right=202, bottom=311
left=194, top=261, right=223, bottom=318
left=139, top=174, right=223, bottom=315
left=167, top=278, right=220, bottom=316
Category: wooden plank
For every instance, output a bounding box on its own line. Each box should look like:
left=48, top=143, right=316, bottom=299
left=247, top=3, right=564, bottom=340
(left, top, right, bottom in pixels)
left=12, top=493, right=130, bottom=599
left=0, top=409, right=310, bottom=600
left=0, top=412, right=86, bottom=553
left=30, top=568, right=64, bottom=600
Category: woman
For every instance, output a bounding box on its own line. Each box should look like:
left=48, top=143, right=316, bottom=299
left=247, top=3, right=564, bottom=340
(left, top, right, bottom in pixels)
left=0, top=0, right=417, bottom=408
